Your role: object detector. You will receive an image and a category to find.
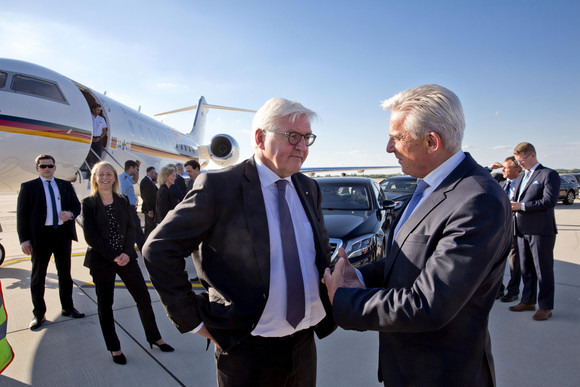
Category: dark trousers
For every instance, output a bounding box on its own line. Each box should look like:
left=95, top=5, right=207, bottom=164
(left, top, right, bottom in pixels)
left=143, top=211, right=157, bottom=240
left=215, top=329, right=316, bottom=387
left=130, top=205, right=146, bottom=251
left=90, top=259, right=161, bottom=351
left=499, top=234, right=521, bottom=295
left=30, top=226, right=74, bottom=317
left=518, top=234, right=556, bottom=310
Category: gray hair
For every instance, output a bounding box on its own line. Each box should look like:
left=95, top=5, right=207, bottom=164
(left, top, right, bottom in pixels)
left=382, top=84, right=465, bottom=153
left=251, top=97, right=317, bottom=148
left=158, top=166, right=175, bottom=186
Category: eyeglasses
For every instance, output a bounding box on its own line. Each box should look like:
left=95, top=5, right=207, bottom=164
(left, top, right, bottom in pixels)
left=514, top=153, right=531, bottom=164
left=38, top=164, right=55, bottom=169
left=266, top=130, right=317, bottom=146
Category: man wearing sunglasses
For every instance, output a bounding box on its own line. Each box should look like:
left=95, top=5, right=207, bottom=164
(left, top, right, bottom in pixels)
left=144, top=97, right=335, bottom=387
left=17, top=154, right=84, bottom=331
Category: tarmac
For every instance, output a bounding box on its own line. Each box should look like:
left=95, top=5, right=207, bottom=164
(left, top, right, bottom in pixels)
left=0, top=191, right=578, bottom=386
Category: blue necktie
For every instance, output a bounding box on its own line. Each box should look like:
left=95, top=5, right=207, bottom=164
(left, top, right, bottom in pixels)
left=504, top=180, right=512, bottom=199
left=276, top=179, right=305, bottom=328
left=518, top=170, right=531, bottom=200
left=393, top=180, right=429, bottom=238
left=47, top=180, right=58, bottom=229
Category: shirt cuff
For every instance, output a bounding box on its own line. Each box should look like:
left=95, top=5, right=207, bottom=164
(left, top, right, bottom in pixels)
left=355, top=268, right=366, bottom=288
left=521, top=203, right=526, bottom=211
left=190, top=322, right=204, bottom=334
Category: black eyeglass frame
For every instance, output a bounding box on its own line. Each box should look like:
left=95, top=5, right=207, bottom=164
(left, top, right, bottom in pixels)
left=265, top=129, right=317, bottom=146
left=38, top=164, right=55, bottom=169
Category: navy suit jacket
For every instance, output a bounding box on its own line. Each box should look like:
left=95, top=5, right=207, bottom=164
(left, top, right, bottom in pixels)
left=143, top=157, right=336, bottom=351
left=17, top=177, right=80, bottom=245
left=333, top=153, right=512, bottom=386
left=512, top=164, right=560, bottom=236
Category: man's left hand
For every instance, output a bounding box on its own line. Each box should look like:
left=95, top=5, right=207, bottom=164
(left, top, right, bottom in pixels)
left=322, top=248, right=363, bottom=304
left=511, top=201, right=522, bottom=211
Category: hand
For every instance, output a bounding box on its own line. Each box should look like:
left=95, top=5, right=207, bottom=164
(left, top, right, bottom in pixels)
left=488, top=162, right=503, bottom=170
left=59, top=211, right=73, bottom=222
left=147, top=211, right=154, bottom=219
left=21, top=241, right=33, bottom=255
left=197, top=325, right=221, bottom=349
left=114, top=253, right=130, bottom=267
left=322, top=248, right=363, bottom=304
left=511, top=201, right=522, bottom=211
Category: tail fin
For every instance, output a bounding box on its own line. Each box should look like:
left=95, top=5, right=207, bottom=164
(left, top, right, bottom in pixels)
left=154, top=96, right=255, bottom=145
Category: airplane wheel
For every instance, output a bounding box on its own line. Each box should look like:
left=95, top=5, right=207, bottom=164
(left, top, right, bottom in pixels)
left=0, top=243, right=5, bottom=266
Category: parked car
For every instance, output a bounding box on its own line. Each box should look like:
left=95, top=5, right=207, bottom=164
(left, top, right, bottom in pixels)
left=561, top=174, right=579, bottom=186
left=559, top=175, right=578, bottom=205
left=379, top=175, right=418, bottom=217
left=315, top=177, right=394, bottom=267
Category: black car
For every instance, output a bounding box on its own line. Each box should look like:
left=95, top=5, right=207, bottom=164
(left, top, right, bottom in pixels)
left=559, top=175, right=578, bottom=205
left=379, top=175, right=418, bottom=217
left=316, top=177, right=394, bottom=267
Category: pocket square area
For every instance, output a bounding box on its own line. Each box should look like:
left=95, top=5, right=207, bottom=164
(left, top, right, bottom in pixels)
left=532, top=180, right=540, bottom=184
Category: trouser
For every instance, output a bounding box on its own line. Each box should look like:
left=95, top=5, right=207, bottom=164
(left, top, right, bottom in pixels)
left=498, top=233, right=521, bottom=295
left=91, top=259, right=161, bottom=351
left=518, top=234, right=556, bottom=310
left=143, top=211, right=157, bottom=240
left=215, top=328, right=316, bottom=387
left=30, top=226, right=74, bottom=317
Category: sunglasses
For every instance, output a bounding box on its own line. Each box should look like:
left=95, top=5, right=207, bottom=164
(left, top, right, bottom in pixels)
left=38, top=164, right=55, bottom=169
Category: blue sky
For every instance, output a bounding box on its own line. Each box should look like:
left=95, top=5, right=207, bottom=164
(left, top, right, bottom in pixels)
left=2, top=0, right=579, bottom=169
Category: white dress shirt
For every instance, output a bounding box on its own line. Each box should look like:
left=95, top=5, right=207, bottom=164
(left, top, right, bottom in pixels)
left=252, top=158, right=326, bottom=337
left=41, top=177, right=63, bottom=226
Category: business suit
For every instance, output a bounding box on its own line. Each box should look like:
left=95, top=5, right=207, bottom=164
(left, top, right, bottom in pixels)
left=144, top=157, right=336, bottom=351
left=155, top=184, right=178, bottom=223
left=512, top=164, right=560, bottom=310
left=82, top=193, right=162, bottom=351
left=333, top=154, right=512, bottom=386
left=139, top=176, right=158, bottom=238
left=497, top=178, right=521, bottom=297
left=17, top=177, right=81, bottom=318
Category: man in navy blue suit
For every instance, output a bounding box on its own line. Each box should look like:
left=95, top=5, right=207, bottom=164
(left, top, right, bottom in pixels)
left=509, top=143, right=560, bottom=321
left=17, top=154, right=84, bottom=330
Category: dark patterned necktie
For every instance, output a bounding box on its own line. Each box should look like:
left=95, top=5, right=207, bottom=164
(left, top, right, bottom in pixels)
left=276, top=179, right=305, bottom=328
left=47, top=180, right=58, bottom=228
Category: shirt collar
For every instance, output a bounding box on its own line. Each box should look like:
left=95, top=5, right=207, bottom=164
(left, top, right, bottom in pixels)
left=421, top=150, right=466, bottom=191
left=255, top=157, right=293, bottom=189
left=526, top=162, right=540, bottom=173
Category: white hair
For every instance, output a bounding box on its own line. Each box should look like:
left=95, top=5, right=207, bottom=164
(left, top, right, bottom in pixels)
left=382, top=84, right=465, bottom=153
left=251, top=97, right=317, bottom=149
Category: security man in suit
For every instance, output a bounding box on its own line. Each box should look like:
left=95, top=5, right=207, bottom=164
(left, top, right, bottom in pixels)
left=139, top=166, right=158, bottom=239
left=17, top=154, right=85, bottom=330
left=144, top=97, right=335, bottom=387
left=509, top=142, right=560, bottom=321
left=323, top=85, right=512, bottom=386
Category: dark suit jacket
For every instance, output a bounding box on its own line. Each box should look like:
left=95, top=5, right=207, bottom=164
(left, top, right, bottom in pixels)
left=17, top=177, right=80, bottom=245
left=144, top=157, right=336, bottom=351
left=140, top=176, right=158, bottom=215
left=175, top=174, right=187, bottom=197
left=81, top=193, right=138, bottom=270
left=155, top=185, right=179, bottom=223
left=512, top=164, right=560, bottom=236
left=333, top=153, right=512, bottom=386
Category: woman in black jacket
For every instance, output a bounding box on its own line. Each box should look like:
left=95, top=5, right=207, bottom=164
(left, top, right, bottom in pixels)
left=82, top=161, right=173, bottom=365
left=155, top=165, right=179, bottom=223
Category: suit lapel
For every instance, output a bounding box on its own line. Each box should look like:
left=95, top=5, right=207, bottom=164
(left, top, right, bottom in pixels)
left=34, top=178, right=48, bottom=213
left=242, top=158, right=271, bottom=288
left=517, top=164, right=543, bottom=200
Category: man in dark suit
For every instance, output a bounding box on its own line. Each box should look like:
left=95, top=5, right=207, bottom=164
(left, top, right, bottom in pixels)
left=509, top=142, right=560, bottom=321
left=184, top=159, right=201, bottom=192
left=323, top=85, right=512, bottom=386
left=144, top=98, right=335, bottom=387
left=175, top=163, right=188, bottom=196
left=17, top=154, right=85, bottom=330
left=139, top=166, right=158, bottom=239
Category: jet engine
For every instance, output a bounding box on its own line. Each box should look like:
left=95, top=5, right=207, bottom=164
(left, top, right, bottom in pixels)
left=198, top=134, right=240, bottom=167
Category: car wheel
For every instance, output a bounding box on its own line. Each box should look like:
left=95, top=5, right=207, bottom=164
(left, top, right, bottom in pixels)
left=564, top=190, right=575, bottom=205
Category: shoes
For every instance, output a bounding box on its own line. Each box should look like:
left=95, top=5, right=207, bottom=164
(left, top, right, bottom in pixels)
left=29, top=316, right=46, bottom=330
left=533, top=309, right=552, bottom=321
left=111, top=352, right=127, bottom=365
left=500, top=294, right=519, bottom=303
left=495, top=290, right=505, bottom=300
left=189, top=277, right=199, bottom=283
left=62, top=308, right=85, bottom=318
left=509, top=303, right=536, bottom=312
left=149, top=342, right=175, bottom=352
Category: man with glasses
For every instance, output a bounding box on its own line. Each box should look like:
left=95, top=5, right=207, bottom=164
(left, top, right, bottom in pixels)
left=17, top=154, right=84, bottom=330
left=509, top=142, right=560, bottom=321
left=144, top=97, right=335, bottom=387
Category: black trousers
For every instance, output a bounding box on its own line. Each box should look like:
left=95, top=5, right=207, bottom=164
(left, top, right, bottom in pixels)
left=215, top=328, right=316, bottom=387
left=30, top=226, right=74, bottom=318
left=90, top=259, right=161, bottom=351
left=143, top=211, right=157, bottom=240
left=498, top=233, right=521, bottom=296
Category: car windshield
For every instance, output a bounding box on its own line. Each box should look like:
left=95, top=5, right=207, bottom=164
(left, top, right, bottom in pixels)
left=381, top=178, right=417, bottom=193
left=319, top=182, right=370, bottom=210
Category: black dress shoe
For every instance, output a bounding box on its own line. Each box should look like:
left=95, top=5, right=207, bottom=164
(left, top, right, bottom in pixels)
left=495, top=291, right=505, bottom=300
left=29, top=316, right=46, bottom=330
left=62, top=308, right=85, bottom=318
left=500, top=294, right=519, bottom=303
left=111, top=352, right=127, bottom=365
left=150, top=342, right=175, bottom=352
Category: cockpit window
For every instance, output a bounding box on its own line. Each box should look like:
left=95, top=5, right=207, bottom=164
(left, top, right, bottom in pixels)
left=11, top=75, right=66, bottom=102
left=0, top=72, right=6, bottom=88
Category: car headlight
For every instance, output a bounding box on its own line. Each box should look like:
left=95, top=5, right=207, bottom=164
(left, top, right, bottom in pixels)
left=393, top=200, right=404, bottom=209
left=344, top=233, right=377, bottom=258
